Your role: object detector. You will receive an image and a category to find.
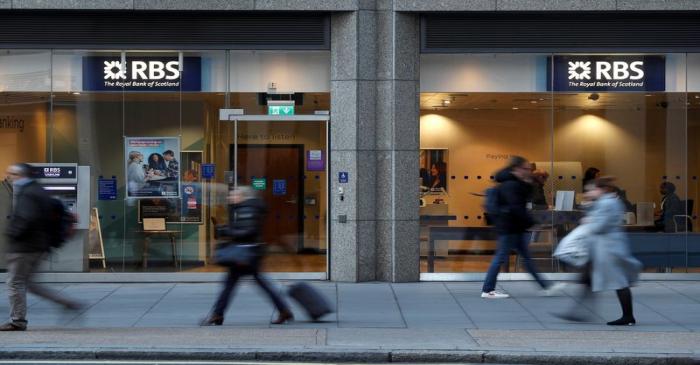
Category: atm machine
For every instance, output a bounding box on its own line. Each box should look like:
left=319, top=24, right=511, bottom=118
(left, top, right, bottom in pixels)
left=30, top=163, right=91, bottom=272
left=0, top=163, right=91, bottom=272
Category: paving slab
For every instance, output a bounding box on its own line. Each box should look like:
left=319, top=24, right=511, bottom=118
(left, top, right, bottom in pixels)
left=0, top=281, right=698, bottom=364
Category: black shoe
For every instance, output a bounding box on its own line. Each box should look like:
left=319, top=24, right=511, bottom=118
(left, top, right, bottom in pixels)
left=199, top=315, right=224, bottom=326
left=271, top=310, right=294, bottom=325
left=0, top=322, right=26, bottom=331
left=607, top=317, right=636, bottom=326
left=550, top=311, right=591, bottom=323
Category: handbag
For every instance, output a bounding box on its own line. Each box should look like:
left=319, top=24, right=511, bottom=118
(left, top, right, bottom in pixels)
left=214, top=243, right=261, bottom=267
left=553, top=224, right=591, bottom=267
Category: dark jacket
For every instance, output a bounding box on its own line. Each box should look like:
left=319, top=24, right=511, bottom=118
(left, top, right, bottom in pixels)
left=494, top=169, right=535, bottom=234
left=227, top=198, right=266, bottom=243
left=5, top=180, right=52, bottom=253
left=656, top=192, right=685, bottom=233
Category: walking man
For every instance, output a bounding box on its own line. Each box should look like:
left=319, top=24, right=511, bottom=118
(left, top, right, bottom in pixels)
left=481, top=156, right=550, bottom=299
left=1, top=163, right=82, bottom=331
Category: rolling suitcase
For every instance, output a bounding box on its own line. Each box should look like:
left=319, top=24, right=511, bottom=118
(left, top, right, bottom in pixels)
left=288, top=282, right=333, bottom=321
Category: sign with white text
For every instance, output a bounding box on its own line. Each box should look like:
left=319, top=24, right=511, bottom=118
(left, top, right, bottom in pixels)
left=83, top=56, right=201, bottom=91
left=549, top=55, right=665, bottom=92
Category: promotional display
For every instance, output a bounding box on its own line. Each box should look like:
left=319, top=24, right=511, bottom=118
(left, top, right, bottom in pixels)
left=97, top=177, right=117, bottom=200
left=181, top=151, right=203, bottom=223
left=83, top=56, right=201, bottom=91
left=550, top=55, right=665, bottom=92
left=125, top=137, right=180, bottom=198
left=306, top=150, right=325, bottom=171
left=138, top=199, right=180, bottom=223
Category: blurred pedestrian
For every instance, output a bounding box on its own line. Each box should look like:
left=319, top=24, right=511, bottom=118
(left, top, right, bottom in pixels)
left=201, top=186, right=293, bottom=326
left=481, top=156, right=551, bottom=299
left=1, top=163, right=83, bottom=331
left=553, top=177, right=642, bottom=326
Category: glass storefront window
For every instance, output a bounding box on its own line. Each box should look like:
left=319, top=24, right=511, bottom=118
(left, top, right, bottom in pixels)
left=0, top=50, right=51, bottom=271
left=420, top=53, right=696, bottom=276
left=0, top=49, right=330, bottom=275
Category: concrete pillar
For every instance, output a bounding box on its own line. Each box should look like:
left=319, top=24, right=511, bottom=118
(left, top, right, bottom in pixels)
left=374, top=8, right=420, bottom=282
left=330, top=9, right=379, bottom=282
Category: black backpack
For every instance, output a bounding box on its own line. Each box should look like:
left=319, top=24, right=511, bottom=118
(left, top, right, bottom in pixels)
left=483, top=185, right=501, bottom=226
left=47, top=198, right=76, bottom=248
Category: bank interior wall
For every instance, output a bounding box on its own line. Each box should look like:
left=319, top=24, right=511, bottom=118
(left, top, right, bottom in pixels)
left=420, top=107, right=697, bottom=232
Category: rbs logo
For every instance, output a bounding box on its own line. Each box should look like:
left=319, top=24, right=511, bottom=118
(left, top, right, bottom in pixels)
left=103, top=60, right=180, bottom=81
left=568, top=60, right=644, bottom=81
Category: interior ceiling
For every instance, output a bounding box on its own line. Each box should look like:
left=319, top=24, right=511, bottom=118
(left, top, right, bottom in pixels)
left=420, top=92, right=700, bottom=111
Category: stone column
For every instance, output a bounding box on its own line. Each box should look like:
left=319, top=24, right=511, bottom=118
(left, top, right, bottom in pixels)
left=374, top=7, right=420, bottom=282
left=329, top=2, right=421, bottom=282
left=329, top=8, right=379, bottom=282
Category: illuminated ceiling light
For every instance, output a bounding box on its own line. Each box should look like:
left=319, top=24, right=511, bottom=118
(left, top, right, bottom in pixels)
left=473, top=107, right=479, bottom=110
left=512, top=107, right=519, bottom=110
left=72, top=92, right=81, bottom=95
left=442, top=99, right=451, bottom=106
left=645, top=94, right=652, bottom=97
left=695, top=95, right=700, bottom=99
left=539, top=98, right=545, bottom=101
left=530, top=100, right=538, bottom=104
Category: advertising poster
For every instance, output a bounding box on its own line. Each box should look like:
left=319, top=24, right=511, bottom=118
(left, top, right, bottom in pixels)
left=125, top=137, right=180, bottom=198
left=138, top=198, right=181, bottom=223
left=181, top=151, right=203, bottom=224
left=419, top=149, right=448, bottom=193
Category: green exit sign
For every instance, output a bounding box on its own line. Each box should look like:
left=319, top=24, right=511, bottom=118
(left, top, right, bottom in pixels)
left=251, top=178, right=267, bottom=190
left=268, top=105, right=295, bottom=116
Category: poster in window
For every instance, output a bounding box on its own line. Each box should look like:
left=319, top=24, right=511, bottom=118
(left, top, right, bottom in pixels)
left=180, top=151, right=203, bottom=224
left=419, top=149, right=448, bottom=193
left=138, top=198, right=181, bottom=223
left=125, top=137, right=180, bottom=198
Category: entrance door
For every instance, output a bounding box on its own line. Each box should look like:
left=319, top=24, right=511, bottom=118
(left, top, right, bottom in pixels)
left=232, top=144, right=304, bottom=249
left=218, top=114, right=329, bottom=275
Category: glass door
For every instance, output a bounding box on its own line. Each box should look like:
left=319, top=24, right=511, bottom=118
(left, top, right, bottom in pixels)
left=218, top=114, right=329, bottom=277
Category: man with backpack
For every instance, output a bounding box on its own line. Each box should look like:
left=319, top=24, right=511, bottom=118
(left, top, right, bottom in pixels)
left=482, top=156, right=550, bottom=299
left=2, top=163, right=82, bottom=331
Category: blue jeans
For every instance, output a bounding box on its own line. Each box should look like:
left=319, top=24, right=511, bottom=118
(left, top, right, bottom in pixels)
left=482, top=233, right=548, bottom=293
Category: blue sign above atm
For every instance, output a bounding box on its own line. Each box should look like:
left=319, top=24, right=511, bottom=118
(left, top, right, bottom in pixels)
left=82, top=56, right=201, bottom=91
left=549, top=55, right=665, bottom=92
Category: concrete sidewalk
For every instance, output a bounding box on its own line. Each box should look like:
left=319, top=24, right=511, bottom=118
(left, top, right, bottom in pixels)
left=0, top=280, right=699, bottom=364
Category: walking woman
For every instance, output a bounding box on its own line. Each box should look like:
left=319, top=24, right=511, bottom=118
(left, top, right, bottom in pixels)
left=555, top=177, right=642, bottom=326
left=201, top=186, right=293, bottom=326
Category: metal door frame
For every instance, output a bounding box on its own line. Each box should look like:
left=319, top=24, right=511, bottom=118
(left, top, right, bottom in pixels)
left=221, top=113, right=330, bottom=280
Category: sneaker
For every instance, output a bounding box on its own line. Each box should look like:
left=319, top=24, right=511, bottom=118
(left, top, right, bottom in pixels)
left=540, top=282, right=568, bottom=297
left=481, top=290, right=510, bottom=299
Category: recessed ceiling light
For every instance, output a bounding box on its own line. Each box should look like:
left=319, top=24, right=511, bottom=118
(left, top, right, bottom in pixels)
left=530, top=100, right=538, bottom=104
left=645, top=94, right=652, bottom=97
left=695, top=95, right=700, bottom=99
left=72, top=92, right=81, bottom=95
left=539, top=98, right=545, bottom=101
left=442, top=99, right=451, bottom=106
left=512, top=107, right=519, bottom=110
left=473, top=107, right=479, bottom=110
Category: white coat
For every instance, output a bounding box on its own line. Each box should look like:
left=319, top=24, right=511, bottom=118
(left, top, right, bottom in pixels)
left=586, top=193, right=642, bottom=292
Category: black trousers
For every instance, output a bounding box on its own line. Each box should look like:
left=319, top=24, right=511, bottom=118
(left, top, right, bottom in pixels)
left=212, top=264, right=290, bottom=317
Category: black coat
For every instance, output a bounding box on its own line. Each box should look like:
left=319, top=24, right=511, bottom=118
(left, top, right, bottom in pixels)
left=227, top=198, right=266, bottom=243
left=494, top=169, right=535, bottom=234
left=5, top=180, right=52, bottom=253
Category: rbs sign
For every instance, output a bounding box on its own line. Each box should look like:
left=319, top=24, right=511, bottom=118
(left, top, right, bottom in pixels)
left=83, top=57, right=201, bottom=91
left=551, top=55, right=665, bottom=92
